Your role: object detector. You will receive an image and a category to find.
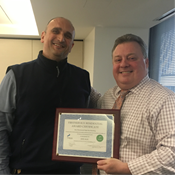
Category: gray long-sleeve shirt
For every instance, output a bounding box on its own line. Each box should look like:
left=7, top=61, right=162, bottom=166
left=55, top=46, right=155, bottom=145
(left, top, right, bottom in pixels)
left=0, top=70, right=16, bottom=174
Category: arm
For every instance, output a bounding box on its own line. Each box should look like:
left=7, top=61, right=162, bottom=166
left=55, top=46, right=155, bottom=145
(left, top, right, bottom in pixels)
left=0, top=70, right=16, bottom=174
left=0, top=113, right=12, bottom=174
left=128, top=95, right=175, bottom=175
left=88, top=87, right=101, bottom=108
left=97, top=93, right=175, bottom=175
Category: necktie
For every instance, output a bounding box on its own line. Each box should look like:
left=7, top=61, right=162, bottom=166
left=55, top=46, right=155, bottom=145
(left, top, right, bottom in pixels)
left=93, top=90, right=129, bottom=175
left=92, top=164, right=98, bottom=175
left=113, top=90, right=129, bottom=109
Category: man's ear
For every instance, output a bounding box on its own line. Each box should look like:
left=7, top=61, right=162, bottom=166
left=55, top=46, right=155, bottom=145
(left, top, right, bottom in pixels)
left=145, top=58, right=149, bottom=69
left=71, top=42, right=74, bottom=49
left=41, top=31, right=45, bottom=43
left=69, top=42, right=74, bottom=53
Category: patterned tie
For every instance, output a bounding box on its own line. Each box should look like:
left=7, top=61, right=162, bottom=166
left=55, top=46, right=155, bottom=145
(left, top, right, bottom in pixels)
left=113, top=90, right=129, bottom=109
left=93, top=90, right=129, bottom=175
left=92, top=164, right=98, bottom=175
left=96, top=90, right=129, bottom=175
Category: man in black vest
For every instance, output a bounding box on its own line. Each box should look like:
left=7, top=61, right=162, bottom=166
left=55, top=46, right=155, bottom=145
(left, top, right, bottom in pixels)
left=0, top=17, right=100, bottom=174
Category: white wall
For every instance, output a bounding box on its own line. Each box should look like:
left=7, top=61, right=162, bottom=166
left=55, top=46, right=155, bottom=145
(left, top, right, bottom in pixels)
left=0, top=39, right=83, bottom=83
left=0, top=39, right=33, bottom=82
left=83, top=28, right=95, bottom=86
left=84, top=27, right=149, bottom=95
left=69, top=41, right=83, bottom=68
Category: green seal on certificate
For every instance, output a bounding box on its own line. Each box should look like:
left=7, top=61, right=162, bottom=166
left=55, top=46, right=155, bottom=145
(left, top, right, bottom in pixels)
left=96, top=135, right=103, bottom=142
left=52, top=108, right=120, bottom=163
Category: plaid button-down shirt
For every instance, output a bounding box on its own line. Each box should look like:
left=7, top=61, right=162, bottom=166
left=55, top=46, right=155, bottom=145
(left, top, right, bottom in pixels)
left=98, top=75, right=175, bottom=175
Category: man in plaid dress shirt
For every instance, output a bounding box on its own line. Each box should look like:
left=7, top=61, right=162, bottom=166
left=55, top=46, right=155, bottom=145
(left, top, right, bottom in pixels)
left=97, top=34, right=175, bottom=174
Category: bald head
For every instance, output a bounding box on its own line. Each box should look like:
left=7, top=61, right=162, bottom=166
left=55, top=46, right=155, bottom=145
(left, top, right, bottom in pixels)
left=45, top=17, right=75, bottom=40
left=41, top=17, right=75, bottom=62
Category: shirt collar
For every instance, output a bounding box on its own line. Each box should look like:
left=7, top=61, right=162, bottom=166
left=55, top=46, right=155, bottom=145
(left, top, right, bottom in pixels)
left=114, top=75, right=150, bottom=96
left=130, top=75, right=150, bottom=94
left=37, top=50, right=68, bottom=75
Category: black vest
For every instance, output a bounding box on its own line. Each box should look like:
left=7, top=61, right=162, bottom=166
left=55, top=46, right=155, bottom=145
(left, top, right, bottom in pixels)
left=7, top=51, right=91, bottom=172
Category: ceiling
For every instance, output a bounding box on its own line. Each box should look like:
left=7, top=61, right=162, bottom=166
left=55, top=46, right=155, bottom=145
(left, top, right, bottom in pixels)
left=0, top=0, right=175, bottom=40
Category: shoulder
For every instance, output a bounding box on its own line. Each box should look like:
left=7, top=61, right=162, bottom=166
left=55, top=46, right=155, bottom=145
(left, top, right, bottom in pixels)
left=103, top=86, right=118, bottom=98
left=145, top=78, right=175, bottom=97
left=6, top=60, right=37, bottom=73
left=140, top=79, right=175, bottom=109
left=1, top=69, right=15, bottom=87
left=67, top=63, right=88, bottom=72
left=98, top=85, right=118, bottom=109
left=67, top=63, right=89, bottom=76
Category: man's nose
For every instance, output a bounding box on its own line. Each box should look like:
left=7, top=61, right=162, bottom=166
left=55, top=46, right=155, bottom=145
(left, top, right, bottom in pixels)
left=57, top=33, right=65, bottom=42
left=120, top=59, right=129, bottom=67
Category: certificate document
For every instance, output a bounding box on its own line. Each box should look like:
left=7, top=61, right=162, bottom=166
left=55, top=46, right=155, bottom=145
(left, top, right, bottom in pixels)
left=52, top=108, right=120, bottom=163
left=63, top=119, right=107, bottom=152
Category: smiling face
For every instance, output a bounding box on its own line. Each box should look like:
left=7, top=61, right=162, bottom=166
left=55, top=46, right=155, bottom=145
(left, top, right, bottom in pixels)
left=112, top=41, right=149, bottom=90
left=41, top=17, right=75, bottom=62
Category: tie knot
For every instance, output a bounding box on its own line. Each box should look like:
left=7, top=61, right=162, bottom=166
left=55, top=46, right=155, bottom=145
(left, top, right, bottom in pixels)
left=112, top=90, right=129, bottom=109
left=120, top=90, right=129, bottom=98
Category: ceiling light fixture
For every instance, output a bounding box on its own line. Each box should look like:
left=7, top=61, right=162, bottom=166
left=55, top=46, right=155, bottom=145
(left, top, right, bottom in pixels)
left=0, top=0, right=39, bottom=36
left=0, top=5, right=12, bottom=23
left=154, top=8, right=175, bottom=22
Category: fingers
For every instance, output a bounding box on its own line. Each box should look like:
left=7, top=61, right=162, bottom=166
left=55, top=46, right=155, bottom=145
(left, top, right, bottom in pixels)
left=97, top=159, right=107, bottom=166
left=97, top=159, right=109, bottom=171
left=97, top=159, right=131, bottom=174
left=97, top=158, right=119, bottom=173
left=97, top=164, right=107, bottom=171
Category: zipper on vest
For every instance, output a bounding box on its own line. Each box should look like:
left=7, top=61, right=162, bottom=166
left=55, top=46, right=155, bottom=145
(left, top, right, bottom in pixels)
left=56, top=66, right=59, bottom=77
left=20, top=139, right=25, bottom=158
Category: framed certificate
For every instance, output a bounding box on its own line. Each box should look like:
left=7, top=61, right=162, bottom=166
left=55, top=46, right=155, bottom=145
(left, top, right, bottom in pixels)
left=52, top=108, right=120, bottom=163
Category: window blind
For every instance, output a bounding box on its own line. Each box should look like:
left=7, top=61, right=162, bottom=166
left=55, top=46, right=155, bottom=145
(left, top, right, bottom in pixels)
left=149, top=16, right=175, bottom=92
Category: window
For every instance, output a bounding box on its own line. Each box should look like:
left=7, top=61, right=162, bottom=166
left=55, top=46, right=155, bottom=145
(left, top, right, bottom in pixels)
left=149, top=15, right=175, bottom=92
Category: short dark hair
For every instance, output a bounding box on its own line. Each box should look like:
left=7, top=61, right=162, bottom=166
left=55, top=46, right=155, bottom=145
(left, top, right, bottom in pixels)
left=112, top=34, right=148, bottom=59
